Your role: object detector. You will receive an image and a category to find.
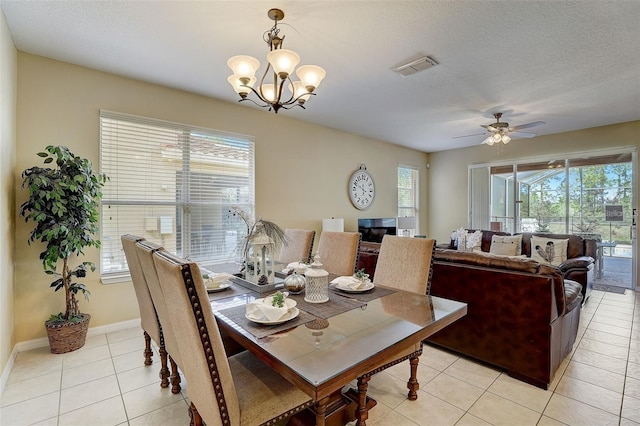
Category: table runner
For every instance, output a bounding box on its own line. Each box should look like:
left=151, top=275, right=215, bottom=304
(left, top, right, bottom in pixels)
left=329, top=284, right=397, bottom=302
left=216, top=304, right=317, bottom=339
left=287, top=292, right=366, bottom=319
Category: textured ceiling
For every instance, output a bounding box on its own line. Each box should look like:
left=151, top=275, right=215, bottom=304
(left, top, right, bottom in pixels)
left=1, top=1, right=639, bottom=152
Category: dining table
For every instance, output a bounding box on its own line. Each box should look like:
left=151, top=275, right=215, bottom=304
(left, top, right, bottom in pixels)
left=206, top=269, right=467, bottom=426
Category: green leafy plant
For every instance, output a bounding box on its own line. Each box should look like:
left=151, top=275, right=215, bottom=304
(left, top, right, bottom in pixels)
left=355, top=268, right=369, bottom=281
left=20, top=146, right=108, bottom=322
left=271, top=291, right=285, bottom=308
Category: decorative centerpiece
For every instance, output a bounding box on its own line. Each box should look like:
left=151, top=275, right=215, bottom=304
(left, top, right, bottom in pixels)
left=284, top=271, right=306, bottom=294
left=304, top=254, right=329, bottom=303
left=19, top=146, right=108, bottom=353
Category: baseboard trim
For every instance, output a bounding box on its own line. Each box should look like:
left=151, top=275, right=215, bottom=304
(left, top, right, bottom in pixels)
left=2, top=318, right=141, bottom=394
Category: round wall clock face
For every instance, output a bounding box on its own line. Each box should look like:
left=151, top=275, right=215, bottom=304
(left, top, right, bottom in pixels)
left=349, top=169, right=375, bottom=210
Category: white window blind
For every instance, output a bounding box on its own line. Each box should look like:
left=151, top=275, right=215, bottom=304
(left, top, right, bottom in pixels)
left=398, top=165, right=419, bottom=223
left=100, top=110, right=255, bottom=279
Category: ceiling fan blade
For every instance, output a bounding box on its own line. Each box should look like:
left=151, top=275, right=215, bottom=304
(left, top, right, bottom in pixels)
left=481, top=125, right=498, bottom=132
left=452, top=133, right=486, bottom=140
left=510, top=121, right=545, bottom=131
left=510, top=131, right=537, bottom=138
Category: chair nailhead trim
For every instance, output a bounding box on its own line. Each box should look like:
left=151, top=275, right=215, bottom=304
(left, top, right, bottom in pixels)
left=180, top=263, right=231, bottom=425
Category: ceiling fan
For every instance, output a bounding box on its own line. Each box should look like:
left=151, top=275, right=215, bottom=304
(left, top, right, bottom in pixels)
left=454, top=113, right=545, bottom=145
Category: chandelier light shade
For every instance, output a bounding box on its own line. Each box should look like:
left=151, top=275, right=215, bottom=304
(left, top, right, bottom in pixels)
left=227, top=8, right=326, bottom=114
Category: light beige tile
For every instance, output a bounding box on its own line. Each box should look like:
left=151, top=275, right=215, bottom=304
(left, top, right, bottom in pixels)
left=620, top=418, right=640, bottom=426
left=59, top=375, right=121, bottom=414
left=628, top=361, right=640, bottom=381
left=596, top=308, right=637, bottom=322
left=622, top=394, right=640, bottom=423
left=62, top=358, right=115, bottom=389
left=112, top=350, right=151, bottom=373
left=582, top=329, right=631, bottom=347
left=419, top=344, right=459, bottom=372
left=488, top=373, right=552, bottom=413
left=117, top=364, right=162, bottom=393
left=128, top=399, right=190, bottom=426
left=555, top=376, right=622, bottom=415
left=591, top=315, right=634, bottom=329
left=443, top=358, right=500, bottom=390
left=365, top=371, right=410, bottom=409
left=468, top=392, right=540, bottom=425
left=571, top=348, right=627, bottom=375
left=422, top=372, right=483, bottom=410
left=58, top=395, right=127, bottom=426
left=562, top=360, right=625, bottom=393
left=122, top=381, right=184, bottom=419
left=82, top=333, right=108, bottom=349
left=0, top=391, right=60, bottom=426
left=7, top=354, right=62, bottom=384
left=579, top=337, right=629, bottom=360
left=106, top=326, right=143, bottom=343
left=109, top=336, right=144, bottom=357
left=1, top=371, right=61, bottom=407
left=62, top=344, right=112, bottom=368
left=454, top=413, right=493, bottom=426
left=544, top=393, right=619, bottom=425
left=536, top=415, right=567, bottom=426
left=14, top=347, right=60, bottom=366
left=396, top=391, right=464, bottom=426
left=626, top=376, right=640, bottom=400
left=31, top=417, right=59, bottom=426
left=368, top=408, right=419, bottom=426
left=357, top=399, right=393, bottom=425
left=588, top=321, right=632, bottom=338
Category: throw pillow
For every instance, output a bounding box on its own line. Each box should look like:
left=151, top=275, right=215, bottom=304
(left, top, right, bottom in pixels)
left=489, top=234, right=522, bottom=256
left=466, top=230, right=483, bottom=252
left=530, top=236, right=568, bottom=266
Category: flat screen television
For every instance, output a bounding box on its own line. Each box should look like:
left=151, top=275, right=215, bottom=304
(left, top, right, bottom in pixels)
left=358, top=218, right=397, bottom=243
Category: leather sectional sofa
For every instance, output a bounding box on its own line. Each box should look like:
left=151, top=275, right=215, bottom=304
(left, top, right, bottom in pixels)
left=426, top=249, right=583, bottom=389
left=444, top=229, right=597, bottom=303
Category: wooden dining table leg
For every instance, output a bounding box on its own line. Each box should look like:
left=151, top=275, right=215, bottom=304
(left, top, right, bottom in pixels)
left=407, top=356, right=419, bottom=400
left=356, top=376, right=371, bottom=426
left=315, top=396, right=330, bottom=426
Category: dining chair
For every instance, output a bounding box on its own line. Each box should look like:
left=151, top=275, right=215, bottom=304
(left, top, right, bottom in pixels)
left=120, top=234, right=169, bottom=389
left=152, top=249, right=314, bottom=426
left=134, top=240, right=182, bottom=394
left=353, top=235, right=436, bottom=425
left=278, top=228, right=316, bottom=265
left=316, top=231, right=362, bottom=276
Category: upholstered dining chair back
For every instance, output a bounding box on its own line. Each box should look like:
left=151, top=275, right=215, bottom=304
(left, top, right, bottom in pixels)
left=153, top=250, right=241, bottom=424
left=278, top=229, right=316, bottom=265
left=151, top=251, right=313, bottom=425
left=121, top=235, right=161, bottom=346
left=316, top=231, right=362, bottom=276
left=374, top=235, right=436, bottom=295
left=134, top=241, right=183, bottom=369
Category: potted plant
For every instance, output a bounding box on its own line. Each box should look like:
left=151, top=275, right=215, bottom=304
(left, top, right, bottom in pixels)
left=20, top=145, right=108, bottom=354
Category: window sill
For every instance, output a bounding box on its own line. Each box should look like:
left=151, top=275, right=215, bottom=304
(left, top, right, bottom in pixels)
left=101, top=273, right=132, bottom=285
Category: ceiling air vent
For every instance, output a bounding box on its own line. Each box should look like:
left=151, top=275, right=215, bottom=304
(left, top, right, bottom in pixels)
left=393, top=56, right=438, bottom=77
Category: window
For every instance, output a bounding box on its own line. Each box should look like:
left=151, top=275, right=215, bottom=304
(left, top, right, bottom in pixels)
left=100, top=111, right=255, bottom=280
left=398, top=165, right=419, bottom=232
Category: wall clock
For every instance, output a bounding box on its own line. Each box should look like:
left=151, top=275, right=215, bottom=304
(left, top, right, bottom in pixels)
left=348, top=164, right=375, bottom=210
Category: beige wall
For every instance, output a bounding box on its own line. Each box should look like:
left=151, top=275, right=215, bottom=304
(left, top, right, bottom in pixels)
left=0, top=9, right=17, bottom=376
left=14, top=53, right=428, bottom=342
left=428, top=120, right=640, bottom=279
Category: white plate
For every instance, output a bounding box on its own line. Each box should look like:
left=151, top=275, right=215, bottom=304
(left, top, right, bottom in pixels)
left=206, top=282, right=231, bottom=293
left=245, top=307, right=300, bottom=325
left=335, top=281, right=375, bottom=293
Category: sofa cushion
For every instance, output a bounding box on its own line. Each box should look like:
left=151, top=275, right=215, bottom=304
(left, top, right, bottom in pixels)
left=435, top=249, right=540, bottom=274
left=490, top=234, right=523, bottom=256
left=563, top=279, right=583, bottom=314
left=531, top=236, right=568, bottom=266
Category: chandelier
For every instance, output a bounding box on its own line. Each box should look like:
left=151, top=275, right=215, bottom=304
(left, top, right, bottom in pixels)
left=482, top=132, right=511, bottom=146
left=227, top=8, right=326, bottom=114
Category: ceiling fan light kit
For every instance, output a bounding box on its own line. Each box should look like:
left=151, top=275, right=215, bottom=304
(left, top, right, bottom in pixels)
left=227, top=8, right=326, bottom=114
left=459, top=112, right=545, bottom=146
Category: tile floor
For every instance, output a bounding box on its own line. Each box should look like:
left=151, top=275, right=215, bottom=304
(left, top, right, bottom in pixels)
left=1, top=289, right=639, bottom=426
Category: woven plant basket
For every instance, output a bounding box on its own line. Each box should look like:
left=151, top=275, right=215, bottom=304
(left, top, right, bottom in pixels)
left=45, top=314, right=91, bottom=354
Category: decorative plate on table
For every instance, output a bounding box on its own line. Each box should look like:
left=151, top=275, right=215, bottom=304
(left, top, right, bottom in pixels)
left=246, top=307, right=300, bottom=325
left=335, top=281, right=375, bottom=293
left=206, top=282, right=231, bottom=293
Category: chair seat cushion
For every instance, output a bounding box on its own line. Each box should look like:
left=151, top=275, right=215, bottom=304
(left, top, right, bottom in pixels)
left=231, top=351, right=313, bottom=425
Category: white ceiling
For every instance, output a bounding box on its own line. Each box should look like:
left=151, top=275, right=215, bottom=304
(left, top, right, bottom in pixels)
left=1, top=1, right=639, bottom=152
